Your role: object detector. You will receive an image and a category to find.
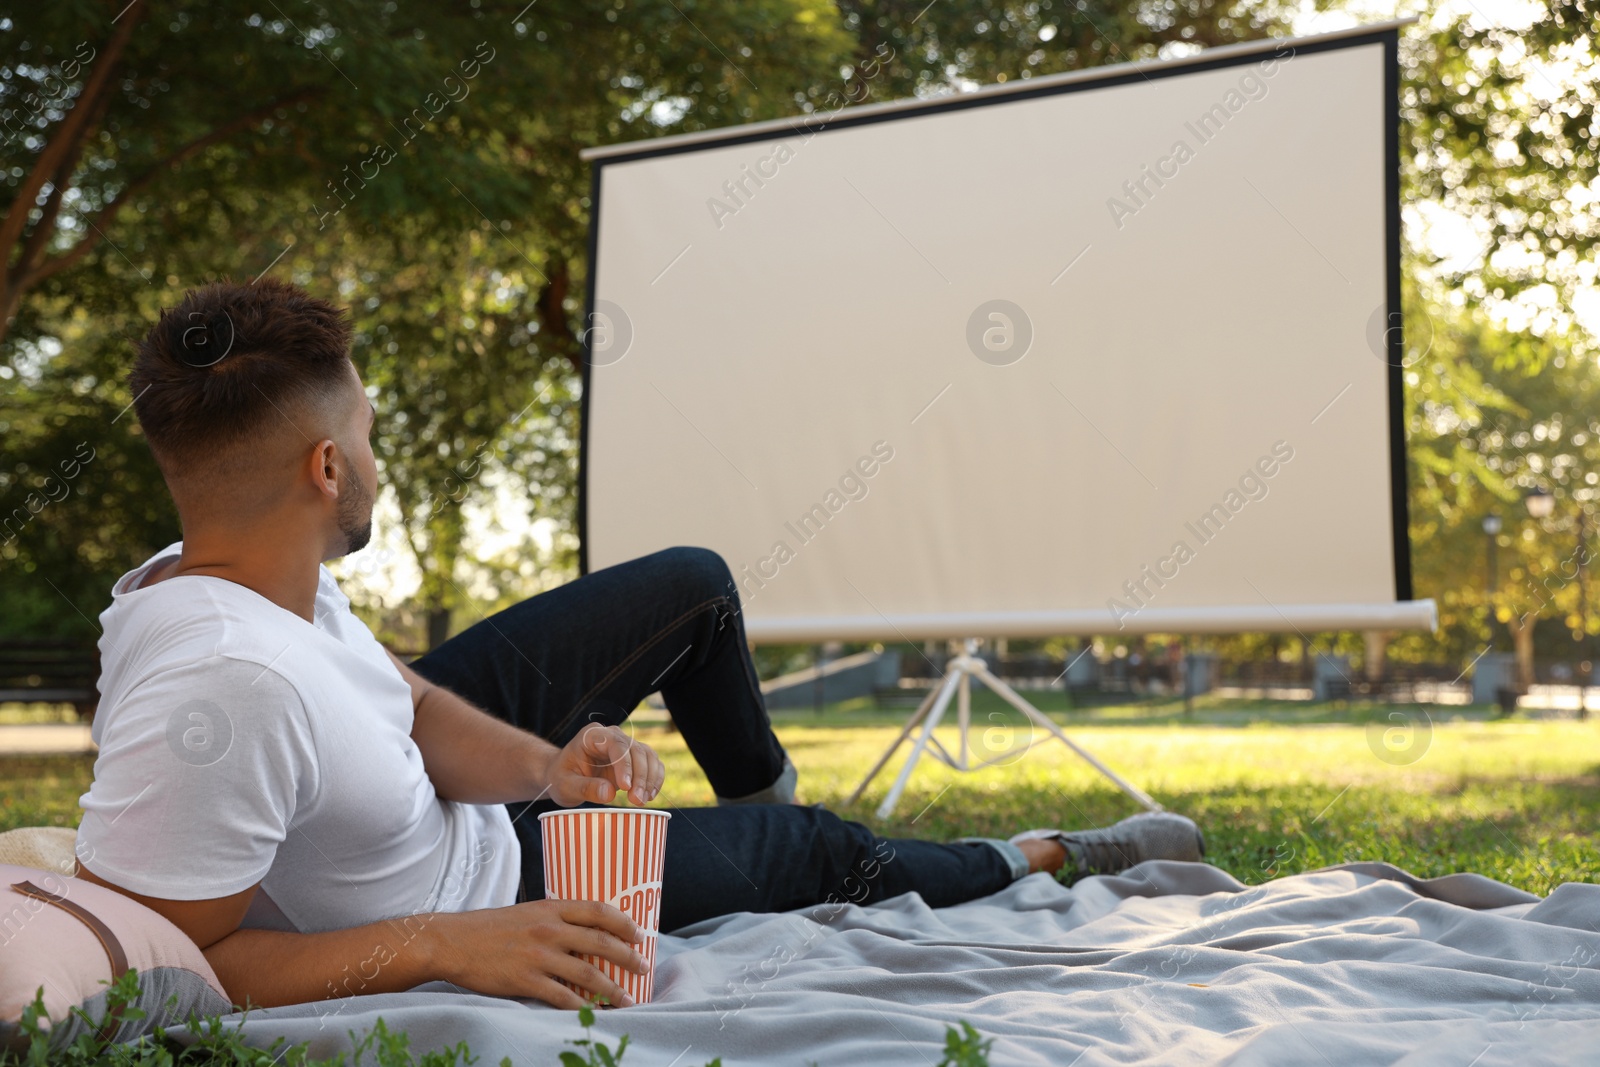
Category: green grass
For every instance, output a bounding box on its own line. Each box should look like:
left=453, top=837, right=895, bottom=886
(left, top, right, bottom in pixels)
left=650, top=698, right=1600, bottom=895
left=0, top=975, right=976, bottom=1066
left=5, top=700, right=1597, bottom=894
left=0, top=702, right=87, bottom=724
left=0, top=752, right=94, bottom=831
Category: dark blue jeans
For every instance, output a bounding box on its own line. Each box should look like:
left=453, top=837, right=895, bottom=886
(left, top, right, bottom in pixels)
left=408, top=546, right=1014, bottom=932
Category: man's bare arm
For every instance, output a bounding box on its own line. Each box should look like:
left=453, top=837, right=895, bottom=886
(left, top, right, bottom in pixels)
left=386, top=649, right=556, bottom=803
left=75, top=863, right=646, bottom=1010
left=385, top=650, right=663, bottom=807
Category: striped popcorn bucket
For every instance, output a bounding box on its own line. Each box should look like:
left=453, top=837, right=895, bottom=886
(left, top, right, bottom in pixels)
left=538, top=807, right=672, bottom=1005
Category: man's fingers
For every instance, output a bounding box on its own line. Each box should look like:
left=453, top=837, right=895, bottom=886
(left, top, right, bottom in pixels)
left=581, top=723, right=628, bottom=763
left=627, top=743, right=654, bottom=803
left=524, top=975, right=590, bottom=1011
left=547, top=952, right=635, bottom=1007
left=567, top=927, right=647, bottom=974
left=561, top=899, right=641, bottom=942
left=581, top=725, right=634, bottom=787
left=577, top=775, right=616, bottom=803
left=649, top=750, right=666, bottom=799
left=569, top=724, right=664, bottom=803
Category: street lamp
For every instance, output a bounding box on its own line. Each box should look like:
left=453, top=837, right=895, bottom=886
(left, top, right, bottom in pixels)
left=1526, top=487, right=1555, bottom=520
left=1483, top=513, right=1502, bottom=651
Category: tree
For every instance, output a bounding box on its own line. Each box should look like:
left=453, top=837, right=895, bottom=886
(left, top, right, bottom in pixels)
left=1405, top=6, right=1599, bottom=316
left=1391, top=287, right=1600, bottom=684
left=341, top=222, right=581, bottom=646
left=1, top=0, right=853, bottom=342
left=11, top=1, right=1590, bottom=662
left=1389, top=7, right=1600, bottom=679
left=833, top=0, right=1334, bottom=101
left=1, top=0, right=853, bottom=641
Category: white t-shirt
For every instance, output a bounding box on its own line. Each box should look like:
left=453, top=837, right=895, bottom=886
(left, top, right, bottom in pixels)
left=76, top=541, right=521, bottom=934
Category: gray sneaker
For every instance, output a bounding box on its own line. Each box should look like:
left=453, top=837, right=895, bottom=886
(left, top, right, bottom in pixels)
left=1011, top=812, right=1205, bottom=881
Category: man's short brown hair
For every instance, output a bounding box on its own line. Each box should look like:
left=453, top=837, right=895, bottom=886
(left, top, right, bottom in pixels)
left=130, top=280, right=355, bottom=481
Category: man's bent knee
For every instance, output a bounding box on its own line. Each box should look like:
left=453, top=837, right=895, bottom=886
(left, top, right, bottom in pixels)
left=654, top=546, right=739, bottom=608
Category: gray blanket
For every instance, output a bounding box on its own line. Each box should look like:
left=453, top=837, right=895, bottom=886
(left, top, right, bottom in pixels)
left=188, top=862, right=1600, bottom=1065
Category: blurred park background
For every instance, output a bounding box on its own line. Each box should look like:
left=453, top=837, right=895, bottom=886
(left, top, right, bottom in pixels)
left=2, top=1, right=1599, bottom=780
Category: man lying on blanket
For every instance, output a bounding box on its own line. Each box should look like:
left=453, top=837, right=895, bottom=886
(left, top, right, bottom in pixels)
left=74, top=281, right=1204, bottom=1011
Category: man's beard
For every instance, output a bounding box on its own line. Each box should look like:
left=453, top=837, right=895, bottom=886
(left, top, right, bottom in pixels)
left=336, top=465, right=374, bottom=556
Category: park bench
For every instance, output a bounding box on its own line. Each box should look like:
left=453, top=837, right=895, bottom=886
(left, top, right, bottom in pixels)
left=0, top=640, right=100, bottom=720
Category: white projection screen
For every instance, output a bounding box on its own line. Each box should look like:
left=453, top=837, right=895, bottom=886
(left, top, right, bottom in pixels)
left=578, top=22, right=1437, bottom=642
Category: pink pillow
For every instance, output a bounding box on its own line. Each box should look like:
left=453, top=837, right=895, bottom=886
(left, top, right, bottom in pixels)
left=0, top=864, right=231, bottom=1051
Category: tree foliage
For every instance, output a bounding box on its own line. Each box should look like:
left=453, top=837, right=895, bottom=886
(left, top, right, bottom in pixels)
left=3, top=1, right=1596, bottom=666
left=1394, top=287, right=1600, bottom=667
left=1405, top=4, right=1599, bottom=315
left=1389, top=6, right=1600, bottom=669
left=833, top=0, right=1330, bottom=100
left=1, top=0, right=850, bottom=639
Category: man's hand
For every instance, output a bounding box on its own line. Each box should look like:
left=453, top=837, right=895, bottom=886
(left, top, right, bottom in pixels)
left=431, top=899, right=647, bottom=1008
left=150, top=883, right=650, bottom=1011
left=390, top=651, right=666, bottom=808
left=547, top=723, right=665, bottom=807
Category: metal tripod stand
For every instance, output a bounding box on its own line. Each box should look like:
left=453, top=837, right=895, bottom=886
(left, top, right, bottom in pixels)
left=847, top=639, right=1163, bottom=819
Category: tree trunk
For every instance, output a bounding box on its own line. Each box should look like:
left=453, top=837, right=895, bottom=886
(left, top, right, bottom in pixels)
left=0, top=2, right=145, bottom=347
left=426, top=606, right=451, bottom=650
left=1362, top=630, right=1389, bottom=682
left=536, top=260, right=581, bottom=373
left=1507, top=615, right=1536, bottom=691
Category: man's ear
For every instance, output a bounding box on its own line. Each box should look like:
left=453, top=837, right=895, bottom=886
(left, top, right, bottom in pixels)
left=311, top=439, right=342, bottom=499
